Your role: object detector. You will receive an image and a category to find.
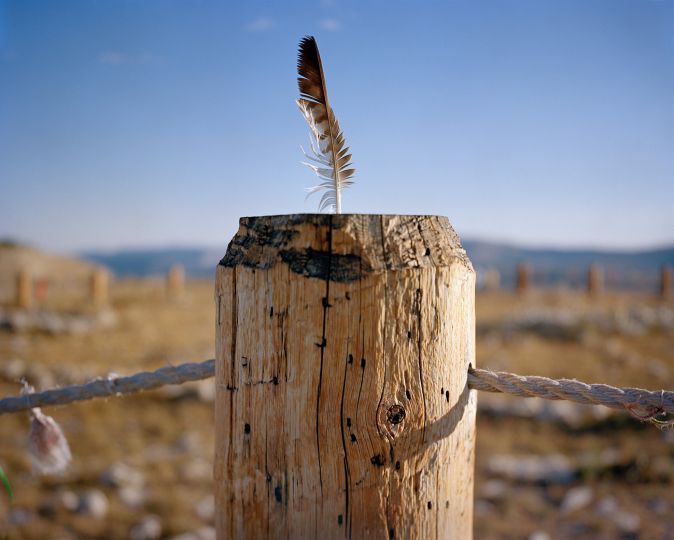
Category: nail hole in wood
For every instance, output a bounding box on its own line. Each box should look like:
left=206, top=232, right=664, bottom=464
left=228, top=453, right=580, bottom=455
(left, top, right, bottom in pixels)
left=370, top=454, right=385, bottom=467
left=386, top=404, right=406, bottom=425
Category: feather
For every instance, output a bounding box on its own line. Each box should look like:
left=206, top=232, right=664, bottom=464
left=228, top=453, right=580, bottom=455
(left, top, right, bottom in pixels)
left=296, top=36, right=355, bottom=214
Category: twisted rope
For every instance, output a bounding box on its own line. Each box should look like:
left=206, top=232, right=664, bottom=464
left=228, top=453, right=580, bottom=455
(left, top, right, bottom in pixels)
left=0, top=360, right=672, bottom=422
left=0, top=360, right=215, bottom=415
left=468, top=367, right=674, bottom=420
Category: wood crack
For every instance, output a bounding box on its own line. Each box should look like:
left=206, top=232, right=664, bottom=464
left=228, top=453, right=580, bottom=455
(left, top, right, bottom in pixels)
left=315, top=215, right=332, bottom=498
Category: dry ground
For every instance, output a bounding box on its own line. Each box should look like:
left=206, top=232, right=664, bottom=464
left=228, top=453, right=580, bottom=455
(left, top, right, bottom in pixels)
left=0, top=280, right=672, bottom=539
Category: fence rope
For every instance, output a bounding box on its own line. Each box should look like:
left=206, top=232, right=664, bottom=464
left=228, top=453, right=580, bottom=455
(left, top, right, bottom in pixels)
left=467, top=367, right=673, bottom=420
left=0, top=360, right=672, bottom=421
left=0, top=360, right=215, bottom=415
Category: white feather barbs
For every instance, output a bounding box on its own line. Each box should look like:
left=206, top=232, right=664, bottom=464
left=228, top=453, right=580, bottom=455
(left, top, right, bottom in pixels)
left=297, top=100, right=354, bottom=214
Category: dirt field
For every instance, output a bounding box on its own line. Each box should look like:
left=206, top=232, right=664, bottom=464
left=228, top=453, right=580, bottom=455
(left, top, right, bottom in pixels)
left=0, top=280, right=672, bottom=539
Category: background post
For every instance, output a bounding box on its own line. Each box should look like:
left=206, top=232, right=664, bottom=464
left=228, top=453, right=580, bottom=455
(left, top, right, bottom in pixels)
left=167, top=264, right=185, bottom=299
left=215, top=214, right=476, bottom=539
left=16, top=269, right=33, bottom=309
left=516, top=262, right=529, bottom=295
left=587, top=263, right=604, bottom=298
left=90, top=267, right=109, bottom=309
left=661, top=265, right=672, bottom=300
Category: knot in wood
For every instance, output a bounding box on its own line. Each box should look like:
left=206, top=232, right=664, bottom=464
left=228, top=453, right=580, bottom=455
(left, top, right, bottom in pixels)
left=386, top=404, right=406, bottom=425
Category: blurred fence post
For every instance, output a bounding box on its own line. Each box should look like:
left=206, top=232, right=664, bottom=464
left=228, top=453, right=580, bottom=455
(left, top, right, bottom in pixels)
left=661, top=265, right=672, bottom=300
left=516, top=263, right=529, bottom=295
left=167, top=264, right=185, bottom=299
left=16, top=270, right=33, bottom=309
left=215, top=214, right=477, bottom=539
left=90, top=268, right=109, bottom=308
left=587, top=263, right=604, bottom=298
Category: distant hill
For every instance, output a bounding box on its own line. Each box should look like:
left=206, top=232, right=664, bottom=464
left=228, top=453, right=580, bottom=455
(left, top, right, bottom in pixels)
left=82, top=247, right=224, bottom=278
left=82, top=241, right=674, bottom=290
left=463, top=240, right=674, bottom=290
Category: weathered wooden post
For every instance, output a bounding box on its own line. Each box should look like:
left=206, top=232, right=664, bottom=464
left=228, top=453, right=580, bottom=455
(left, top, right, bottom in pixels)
left=16, top=270, right=33, bottom=309
left=215, top=214, right=476, bottom=539
left=516, top=263, right=529, bottom=295
left=167, top=264, right=185, bottom=299
left=587, top=263, right=604, bottom=298
left=90, top=268, right=109, bottom=308
left=661, top=265, right=672, bottom=300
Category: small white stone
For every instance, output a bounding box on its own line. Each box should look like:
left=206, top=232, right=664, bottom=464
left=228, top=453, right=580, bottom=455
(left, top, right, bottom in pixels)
left=100, top=462, right=145, bottom=488
left=615, top=511, right=640, bottom=533
left=118, top=485, right=147, bottom=509
left=195, top=495, right=215, bottom=521
left=58, top=489, right=79, bottom=511
left=596, top=496, right=618, bottom=516
left=77, top=489, right=109, bottom=519
left=481, top=479, right=507, bottom=500
left=129, top=514, right=162, bottom=540
left=561, top=486, right=593, bottom=513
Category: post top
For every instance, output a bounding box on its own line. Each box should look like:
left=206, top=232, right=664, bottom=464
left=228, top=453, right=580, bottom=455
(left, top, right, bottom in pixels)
left=220, top=214, right=472, bottom=282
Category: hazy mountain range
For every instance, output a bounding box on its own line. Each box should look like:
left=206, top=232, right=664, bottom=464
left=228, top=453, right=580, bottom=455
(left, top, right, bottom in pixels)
left=82, top=241, right=674, bottom=291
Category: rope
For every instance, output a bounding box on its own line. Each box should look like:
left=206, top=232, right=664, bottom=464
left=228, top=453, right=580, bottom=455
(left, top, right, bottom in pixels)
left=468, top=367, right=674, bottom=421
left=0, top=360, right=215, bottom=415
left=0, top=360, right=672, bottom=422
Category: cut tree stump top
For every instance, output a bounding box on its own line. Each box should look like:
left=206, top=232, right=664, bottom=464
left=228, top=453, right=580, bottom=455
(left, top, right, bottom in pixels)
left=219, top=214, right=472, bottom=280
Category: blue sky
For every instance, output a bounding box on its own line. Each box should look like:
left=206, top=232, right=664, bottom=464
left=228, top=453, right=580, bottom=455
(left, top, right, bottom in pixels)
left=1, top=0, right=673, bottom=252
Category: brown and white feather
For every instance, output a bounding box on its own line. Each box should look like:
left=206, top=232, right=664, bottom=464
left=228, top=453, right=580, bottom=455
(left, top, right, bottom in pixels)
left=296, top=36, right=355, bottom=213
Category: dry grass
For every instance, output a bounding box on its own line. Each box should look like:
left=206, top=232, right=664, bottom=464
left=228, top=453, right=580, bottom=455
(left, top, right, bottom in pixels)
left=0, top=281, right=672, bottom=538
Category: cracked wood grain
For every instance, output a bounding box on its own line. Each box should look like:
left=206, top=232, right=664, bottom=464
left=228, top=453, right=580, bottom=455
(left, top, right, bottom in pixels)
left=215, top=214, right=476, bottom=539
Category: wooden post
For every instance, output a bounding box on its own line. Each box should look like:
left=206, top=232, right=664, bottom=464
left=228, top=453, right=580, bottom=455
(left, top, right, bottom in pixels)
left=16, top=270, right=33, bottom=309
left=661, top=265, right=672, bottom=300
left=516, top=263, right=529, bottom=295
left=215, top=214, right=477, bottom=539
left=167, top=264, right=185, bottom=298
left=90, top=268, right=109, bottom=308
left=587, top=263, right=604, bottom=298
